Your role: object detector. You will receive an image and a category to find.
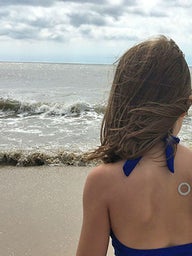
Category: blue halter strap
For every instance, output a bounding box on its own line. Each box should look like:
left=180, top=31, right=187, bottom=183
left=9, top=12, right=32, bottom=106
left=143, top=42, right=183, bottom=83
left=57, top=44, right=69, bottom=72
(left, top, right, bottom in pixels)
left=123, top=135, right=180, bottom=176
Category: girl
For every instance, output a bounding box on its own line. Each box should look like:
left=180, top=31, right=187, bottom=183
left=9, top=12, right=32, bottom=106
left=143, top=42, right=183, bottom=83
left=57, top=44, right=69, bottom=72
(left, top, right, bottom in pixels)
left=76, top=36, right=192, bottom=256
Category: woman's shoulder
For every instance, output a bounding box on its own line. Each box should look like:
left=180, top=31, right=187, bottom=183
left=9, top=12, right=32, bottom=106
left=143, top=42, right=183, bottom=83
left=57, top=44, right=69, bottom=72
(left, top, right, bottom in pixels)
left=87, top=161, right=124, bottom=180
left=176, top=143, right=192, bottom=171
left=84, top=161, right=124, bottom=197
left=177, top=143, right=192, bottom=159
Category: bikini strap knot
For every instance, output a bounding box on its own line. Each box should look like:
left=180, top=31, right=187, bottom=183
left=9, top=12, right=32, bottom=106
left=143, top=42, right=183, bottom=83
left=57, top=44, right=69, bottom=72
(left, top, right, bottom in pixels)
left=164, top=135, right=180, bottom=173
left=123, top=135, right=180, bottom=176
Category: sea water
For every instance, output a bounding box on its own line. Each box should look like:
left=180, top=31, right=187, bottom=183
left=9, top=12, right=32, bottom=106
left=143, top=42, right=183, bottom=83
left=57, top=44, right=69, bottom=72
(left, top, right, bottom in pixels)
left=0, top=62, right=191, bottom=166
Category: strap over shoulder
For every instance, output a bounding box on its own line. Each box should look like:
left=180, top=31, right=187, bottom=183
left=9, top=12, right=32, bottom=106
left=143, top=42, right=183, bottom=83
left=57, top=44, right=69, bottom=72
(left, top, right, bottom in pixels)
left=123, top=135, right=180, bottom=176
left=164, top=135, right=180, bottom=173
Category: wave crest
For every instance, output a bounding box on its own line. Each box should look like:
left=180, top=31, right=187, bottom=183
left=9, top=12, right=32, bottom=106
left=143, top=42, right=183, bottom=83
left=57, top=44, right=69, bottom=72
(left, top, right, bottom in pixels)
left=0, top=98, right=105, bottom=118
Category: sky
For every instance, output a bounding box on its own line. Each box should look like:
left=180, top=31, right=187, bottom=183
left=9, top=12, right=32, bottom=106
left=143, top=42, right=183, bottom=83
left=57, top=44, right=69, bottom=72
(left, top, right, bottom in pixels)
left=0, top=0, right=191, bottom=64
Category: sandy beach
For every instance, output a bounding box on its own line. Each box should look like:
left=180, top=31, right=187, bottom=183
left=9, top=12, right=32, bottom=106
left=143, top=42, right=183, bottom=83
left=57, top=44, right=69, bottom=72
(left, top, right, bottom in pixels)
left=0, top=165, right=114, bottom=256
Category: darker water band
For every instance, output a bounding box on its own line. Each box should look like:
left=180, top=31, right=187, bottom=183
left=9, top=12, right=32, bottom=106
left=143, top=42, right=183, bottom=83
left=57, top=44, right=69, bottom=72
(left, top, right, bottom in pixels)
left=0, top=150, right=99, bottom=167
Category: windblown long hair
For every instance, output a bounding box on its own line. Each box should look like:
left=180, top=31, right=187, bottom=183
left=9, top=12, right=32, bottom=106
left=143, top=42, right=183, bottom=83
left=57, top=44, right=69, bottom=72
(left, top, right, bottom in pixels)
left=89, top=36, right=192, bottom=163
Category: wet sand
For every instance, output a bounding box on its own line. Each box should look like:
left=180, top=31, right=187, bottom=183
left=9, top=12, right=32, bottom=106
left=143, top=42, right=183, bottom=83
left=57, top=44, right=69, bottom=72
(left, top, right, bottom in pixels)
left=0, top=165, right=113, bottom=256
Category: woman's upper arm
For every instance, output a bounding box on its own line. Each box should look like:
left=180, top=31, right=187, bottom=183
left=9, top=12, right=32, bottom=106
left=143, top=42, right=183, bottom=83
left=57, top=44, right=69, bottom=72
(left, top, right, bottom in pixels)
left=76, top=166, right=110, bottom=256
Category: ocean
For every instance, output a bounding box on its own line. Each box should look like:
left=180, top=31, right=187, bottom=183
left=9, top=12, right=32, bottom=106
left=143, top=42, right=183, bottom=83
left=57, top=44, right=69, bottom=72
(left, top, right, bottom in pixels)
left=0, top=62, right=191, bottom=166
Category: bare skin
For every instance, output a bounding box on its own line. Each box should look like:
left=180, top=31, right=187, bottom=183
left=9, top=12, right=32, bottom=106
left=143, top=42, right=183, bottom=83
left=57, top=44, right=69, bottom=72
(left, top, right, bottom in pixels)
left=76, top=115, right=192, bottom=256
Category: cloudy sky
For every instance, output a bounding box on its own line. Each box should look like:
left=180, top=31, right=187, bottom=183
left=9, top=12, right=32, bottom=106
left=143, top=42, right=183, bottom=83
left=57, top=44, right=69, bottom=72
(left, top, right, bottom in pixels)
left=0, top=0, right=191, bottom=64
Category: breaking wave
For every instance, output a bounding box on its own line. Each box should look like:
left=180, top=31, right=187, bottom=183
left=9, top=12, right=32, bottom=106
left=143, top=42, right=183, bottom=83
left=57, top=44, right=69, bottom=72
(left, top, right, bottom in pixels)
left=0, top=97, right=105, bottom=118
left=0, top=149, right=100, bottom=167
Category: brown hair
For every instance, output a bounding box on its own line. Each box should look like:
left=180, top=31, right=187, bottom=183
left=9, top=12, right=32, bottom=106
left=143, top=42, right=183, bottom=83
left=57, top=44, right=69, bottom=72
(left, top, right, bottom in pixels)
left=89, top=35, right=192, bottom=163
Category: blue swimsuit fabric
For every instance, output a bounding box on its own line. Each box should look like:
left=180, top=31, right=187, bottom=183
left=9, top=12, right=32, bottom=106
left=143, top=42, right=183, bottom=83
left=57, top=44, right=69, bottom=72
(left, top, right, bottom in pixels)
left=111, top=135, right=192, bottom=255
left=123, top=135, right=180, bottom=176
left=111, top=230, right=192, bottom=256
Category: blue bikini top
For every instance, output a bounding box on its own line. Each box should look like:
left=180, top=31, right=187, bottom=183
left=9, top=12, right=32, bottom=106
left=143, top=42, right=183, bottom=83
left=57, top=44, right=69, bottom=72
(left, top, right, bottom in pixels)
left=111, top=230, right=192, bottom=256
left=123, top=135, right=180, bottom=176
left=111, top=135, right=192, bottom=255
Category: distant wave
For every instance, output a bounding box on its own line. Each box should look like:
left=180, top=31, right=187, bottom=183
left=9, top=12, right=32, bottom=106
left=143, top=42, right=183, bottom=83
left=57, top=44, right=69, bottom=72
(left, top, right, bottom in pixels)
left=0, top=149, right=99, bottom=167
left=0, top=98, right=105, bottom=118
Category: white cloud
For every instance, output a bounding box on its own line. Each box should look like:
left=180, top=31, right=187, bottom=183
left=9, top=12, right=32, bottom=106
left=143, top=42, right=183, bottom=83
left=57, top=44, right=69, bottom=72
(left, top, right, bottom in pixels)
left=0, top=0, right=191, bottom=64
left=0, top=0, right=55, bottom=6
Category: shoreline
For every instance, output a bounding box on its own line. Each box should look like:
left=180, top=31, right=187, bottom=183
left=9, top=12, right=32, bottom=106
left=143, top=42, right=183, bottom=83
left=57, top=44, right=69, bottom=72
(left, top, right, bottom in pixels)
left=0, top=165, right=113, bottom=256
left=1, top=142, right=191, bottom=167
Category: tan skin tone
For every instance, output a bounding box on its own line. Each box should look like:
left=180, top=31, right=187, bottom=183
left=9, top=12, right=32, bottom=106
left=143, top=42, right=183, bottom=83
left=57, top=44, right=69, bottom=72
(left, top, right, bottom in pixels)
left=76, top=96, right=192, bottom=256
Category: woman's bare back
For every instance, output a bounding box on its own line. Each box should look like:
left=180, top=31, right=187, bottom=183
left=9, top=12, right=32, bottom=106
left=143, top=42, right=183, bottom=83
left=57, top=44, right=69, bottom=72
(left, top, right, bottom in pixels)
left=101, top=143, right=192, bottom=249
